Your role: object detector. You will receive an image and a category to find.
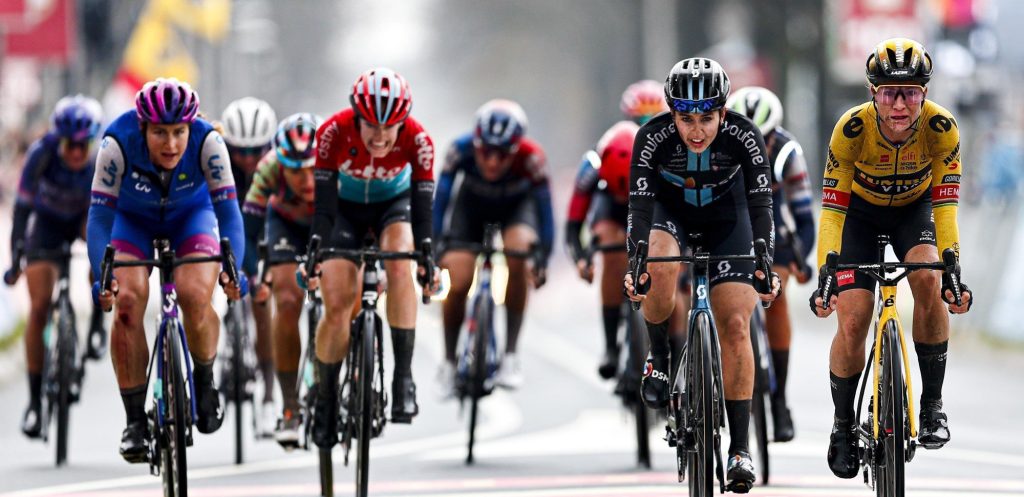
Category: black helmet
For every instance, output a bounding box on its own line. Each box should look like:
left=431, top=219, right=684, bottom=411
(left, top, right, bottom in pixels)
left=664, top=58, right=731, bottom=113
left=866, top=38, right=932, bottom=87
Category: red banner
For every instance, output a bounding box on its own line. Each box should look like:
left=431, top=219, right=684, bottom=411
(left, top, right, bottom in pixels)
left=830, top=0, right=924, bottom=83
left=3, top=0, right=75, bottom=64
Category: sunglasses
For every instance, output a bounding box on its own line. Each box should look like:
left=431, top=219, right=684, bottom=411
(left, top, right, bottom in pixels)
left=479, top=144, right=513, bottom=160
left=670, top=98, right=719, bottom=113
left=873, top=86, right=925, bottom=106
left=61, top=139, right=91, bottom=151
left=231, top=145, right=270, bottom=157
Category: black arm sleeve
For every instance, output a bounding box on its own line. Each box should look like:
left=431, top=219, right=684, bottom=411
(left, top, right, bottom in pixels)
left=310, top=168, right=339, bottom=248
left=626, top=128, right=658, bottom=261
left=10, top=203, right=30, bottom=259
left=740, top=129, right=776, bottom=260
left=242, top=211, right=265, bottom=275
left=410, top=179, right=435, bottom=248
left=565, top=220, right=585, bottom=263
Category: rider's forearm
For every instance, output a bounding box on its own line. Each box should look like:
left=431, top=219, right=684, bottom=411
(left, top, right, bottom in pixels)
left=791, top=201, right=816, bottom=260
left=432, top=172, right=454, bottom=240
left=310, top=168, right=339, bottom=247
left=749, top=204, right=775, bottom=262
left=564, top=220, right=585, bottom=263
left=9, top=202, right=30, bottom=262
left=213, top=193, right=246, bottom=273
left=532, top=183, right=555, bottom=261
left=86, top=203, right=115, bottom=278
left=242, top=211, right=265, bottom=276
left=410, top=179, right=434, bottom=248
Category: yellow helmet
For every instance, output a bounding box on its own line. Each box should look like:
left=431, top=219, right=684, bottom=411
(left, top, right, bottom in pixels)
left=865, top=38, right=933, bottom=87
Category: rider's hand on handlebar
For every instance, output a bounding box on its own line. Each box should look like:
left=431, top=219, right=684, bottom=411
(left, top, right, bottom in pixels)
left=252, top=271, right=272, bottom=304
left=790, top=262, right=812, bottom=284
left=531, top=264, right=548, bottom=289
left=754, top=269, right=781, bottom=303
left=3, top=268, right=20, bottom=286
left=94, top=278, right=119, bottom=312
left=219, top=271, right=245, bottom=301
left=576, top=259, right=594, bottom=284
left=297, top=263, right=322, bottom=292
left=943, top=284, right=972, bottom=314
left=623, top=272, right=649, bottom=304
left=417, top=264, right=441, bottom=296
left=809, top=290, right=838, bottom=318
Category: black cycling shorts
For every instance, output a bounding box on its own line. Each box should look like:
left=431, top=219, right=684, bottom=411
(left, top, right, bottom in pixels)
left=441, top=192, right=538, bottom=254
left=266, top=209, right=310, bottom=266
left=651, top=185, right=754, bottom=288
left=837, top=195, right=936, bottom=293
left=587, top=190, right=628, bottom=229
left=25, top=212, right=84, bottom=261
left=329, top=191, right=411, bottom=252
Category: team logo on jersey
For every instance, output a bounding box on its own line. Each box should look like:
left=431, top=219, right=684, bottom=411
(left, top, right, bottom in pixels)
left=718, top=261, right=731, bottom=274
left=636, top=177, right=648, bottom=191
left=757, top=174, right=769, bottom=188
left=929, top=115, right=954, bottom=133
left=843, top=115, right=864, bottom=138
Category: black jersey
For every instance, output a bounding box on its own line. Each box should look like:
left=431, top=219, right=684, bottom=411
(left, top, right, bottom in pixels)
left=627, top=110, right=774, bottom=260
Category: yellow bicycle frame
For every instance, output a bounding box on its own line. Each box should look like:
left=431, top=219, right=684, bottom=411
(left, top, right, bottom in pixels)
left=872, top=284, right=918, bottom=440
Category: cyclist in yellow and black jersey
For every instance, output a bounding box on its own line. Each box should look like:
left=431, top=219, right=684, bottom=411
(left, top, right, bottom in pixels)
left=810, top=38, right=972, bottom=480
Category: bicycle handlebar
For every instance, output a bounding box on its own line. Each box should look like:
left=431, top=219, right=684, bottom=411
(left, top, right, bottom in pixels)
left=303, top=234, right=435, bottom=303
left=100, top=238, right=239, bottom=294
left=816, top=248, right=962, bottom=310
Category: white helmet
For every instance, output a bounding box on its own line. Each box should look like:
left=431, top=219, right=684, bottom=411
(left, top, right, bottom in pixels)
left=726, top=86, right=784, bottom=136
left=220, top=97, right=277, bottom=148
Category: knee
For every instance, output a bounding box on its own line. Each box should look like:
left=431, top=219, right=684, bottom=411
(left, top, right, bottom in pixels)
left=721, top=312, right=750, bottom=345
left=274, top=290, right=303, bottom=320
left=910, top=272, right=942, bottom=310
left=385, top=262, right=413, bottom=285
left=836, top=313, right=870, bottom=347
left=27, top=298, right=50, bottom=325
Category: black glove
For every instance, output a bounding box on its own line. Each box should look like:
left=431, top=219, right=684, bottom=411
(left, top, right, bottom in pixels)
left=941, top=280, right=972, bottom=312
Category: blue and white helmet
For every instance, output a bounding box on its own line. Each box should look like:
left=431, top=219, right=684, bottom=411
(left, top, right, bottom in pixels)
left=473, top=99, right=528, bottom=151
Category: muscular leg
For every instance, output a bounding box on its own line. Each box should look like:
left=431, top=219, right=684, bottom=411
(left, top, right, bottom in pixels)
left=23, top=263, right=57, bottom=376
left=108, top=259, right=152, bottom=455
left=440, top=251, right=476, bottom=363
left=594, top=221, right=626, bottom=378
left=271, top=263, right=303, bottom=411
left=905, top=243, right=951, bottom=447
left=251, top=295, right=275, bottom=404
left=174, top=261, right=221, bottom=363
left=638, top=230, right=679, bottom=407
left=502, top=224, right=537, bottom=354
left=711, top=281, right=757, bottom=456
left=765, top=266, right=792, bottom=402
left=316, top=258, right=359, bottom=363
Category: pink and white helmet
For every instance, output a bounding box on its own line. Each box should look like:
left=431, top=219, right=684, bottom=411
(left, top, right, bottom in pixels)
left=135, top=78, right=200, bottom=124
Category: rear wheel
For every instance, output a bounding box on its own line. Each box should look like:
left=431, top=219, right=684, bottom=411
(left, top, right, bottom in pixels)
left=355, top=313, right=375, bottom=497
left=162, top=323, right=189, bottom=497
left=625, top=308, right=651, bottom=468
left=687, top=312, right=716, bottom=497
left=54, top=298, right=76, bottom=467
left=466, top=295, right=492, bottom=465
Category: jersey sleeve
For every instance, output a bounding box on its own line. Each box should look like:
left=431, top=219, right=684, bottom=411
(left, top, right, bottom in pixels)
left=87, top=136, right=127, bottom=278
left=565, top=150, right=600, bottom=262
left=525, top=149, right=554, bottom=260
left=928, top=112, right=962, bottom=259
left=406, top=125, right=436, bottom=247
left=626, top=125, right=659, bottom=261
left=9, top=141, right=47, bottom=260
left=433, top=143, right=461, bottom=240
left=738, top=125, right=775, bottom=258
left=779, top=142, right=815, bottom=259
left=816, top=111, right=861, bottom=268
left=241, top=155, right=278, bottom=274
left=200, top=131, right=245, bottom=272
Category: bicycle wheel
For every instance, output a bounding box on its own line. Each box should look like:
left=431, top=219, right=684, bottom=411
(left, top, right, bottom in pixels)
left=228, top=305, right=246, bottom=465
left=687, top=312, right=716, bottom=497
left=54, top=298, right=76, bottom=467
left=876, top=321, right=906, bottom=497
left=355, top=312, right=375, bottom=497
left=625, top=308, right=652, bottom=469
left=318, top=448, right=334, bottom=497
left=748, top=310, right=770, bottom=485
left=162, top=323, right=189, bottom=497
left=466, top=294, right=491, bottom=465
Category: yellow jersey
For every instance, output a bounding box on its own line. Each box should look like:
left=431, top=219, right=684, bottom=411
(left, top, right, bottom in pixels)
left=817, top=100, right=962, bottom=267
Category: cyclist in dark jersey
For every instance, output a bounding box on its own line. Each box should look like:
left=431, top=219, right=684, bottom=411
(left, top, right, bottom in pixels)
left=565, top=80, right=668, bottom=380
left=727, top=86, right=815, bottom=442
left=434, top=99, right=553, bottom=392
left=4, top=95, right=104, bottom=438
left=623, top=58, right=779, bottom=492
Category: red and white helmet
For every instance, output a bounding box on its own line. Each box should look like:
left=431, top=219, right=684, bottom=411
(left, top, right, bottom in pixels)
left=349, top=67, right=413, bottom=127
left=620, top=79, right=667, bottom=123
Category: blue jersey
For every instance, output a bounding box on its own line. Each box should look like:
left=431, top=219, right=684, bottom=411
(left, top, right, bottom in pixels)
left=16, top=133, right=94, bottom=221
left=86, top=111, right=244, bottom=277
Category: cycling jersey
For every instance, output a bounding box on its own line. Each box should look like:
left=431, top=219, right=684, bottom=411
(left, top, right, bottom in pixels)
left=766, top=126, right=814, bottom=266
left=312, top=108, right=434, bottom=247
left=627, top=110, right=774, bottom=262
left=817, top=100, right=961, bottom=268
left=565, top=121, right=637, bottom=261
left=241, top=151, right=314, bottom=274
left=86, top=111, right=245, bottom=278
left=433, top=134, right=554, bottom=259
left=10, top=133, right=94, bottom=257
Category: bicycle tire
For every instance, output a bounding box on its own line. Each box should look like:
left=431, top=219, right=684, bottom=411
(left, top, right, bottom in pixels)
left=162, top=322, right=189, bottom=497
left=229, top=305, right=245, bottom=465
left=355, top=312, right=374, bottom=497
left=876, top=321, right=906, bottom=497
left=319, top=448, right=334, bottom=497
left=54, top=298, right=76, bottom=467
left=687, top=312, right=716, bottom=497
left=749, top=310, right=770, bottom=485
left=467, top=294, right=491, bottom=465
left=626, top=307, right=652, bottom=468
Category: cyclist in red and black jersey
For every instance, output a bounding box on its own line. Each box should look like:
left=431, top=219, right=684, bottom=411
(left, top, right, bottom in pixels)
left=302, top=68, right=439, bottom=449
left=565, top=80, right=668, bottom=380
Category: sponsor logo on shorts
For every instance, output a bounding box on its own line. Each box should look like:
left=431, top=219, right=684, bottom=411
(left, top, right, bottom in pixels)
left=837, top=270, right=855, bottom=287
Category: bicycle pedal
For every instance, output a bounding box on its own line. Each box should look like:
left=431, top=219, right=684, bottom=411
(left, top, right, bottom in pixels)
left=906, top=440, right=917, bottom=462
left=665, top=427, right=677, bottom=447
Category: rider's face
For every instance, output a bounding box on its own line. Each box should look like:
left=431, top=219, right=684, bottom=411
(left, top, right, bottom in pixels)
left=672, top=109, right=724, bottom=154
left=873, top=85, right=926, bottom=138
left=145, top=123, right=190, bottom=170
left=473, top=145, right=514, bottom=181
left=59, top=139, right=91, bottom=170
left=358, top=120, right=401, bottom=158
left=283, top=167, right=315, bottom=203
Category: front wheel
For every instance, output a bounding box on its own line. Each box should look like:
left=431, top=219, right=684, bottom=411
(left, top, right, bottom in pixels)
left=162, top=323, right=189, bottom=497
left=875, top=321, right=906, bottom=497
left=354, top=312, right=375, bottom=497
left=466, top=294, right=492, bottom=465
left=687, top=312, right=716, bottom=497
left=54, top=299, right=77, bottom=467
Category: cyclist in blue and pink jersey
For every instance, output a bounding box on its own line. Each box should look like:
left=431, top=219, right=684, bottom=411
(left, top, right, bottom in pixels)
left=434, top=99, right=554, bottom=393
left=303, top=68, right=439, bottom=449
left=87, top=78, right=246, bottom=463
left=4, top=95, right=105, bottom=439
left=565, top=80, right=668, bottom=381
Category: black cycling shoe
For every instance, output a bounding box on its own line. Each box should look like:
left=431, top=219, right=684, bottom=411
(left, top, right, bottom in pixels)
left=85, top=314, right=107, bottom=360
left=772, top=401, right=795, bottom=442
left=640, top=354, right=670, bottom=409
left=725, top=451, right=756, bottom=493
left=918, top=399, right=950, bottom=449
left=21, top=404, right=42, bottom=439
left=390, top=374, right=419, bottom=424
left=194, top=376, right=224, bottom=434
left=827, top=418, right=860, bottom=479
left=119, top=420, right=149, bottom=463
left=311, top=384, right=338, bottom=449
left=597, top=347, right=619, bottom=380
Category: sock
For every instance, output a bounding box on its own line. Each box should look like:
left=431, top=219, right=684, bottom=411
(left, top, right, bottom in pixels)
left=391, top=327, right=415, bottom=376
left=601, top=306, right=621, bottom=351
left=120, top=385, right=148, bottom=425
left=260, top=360, right=275, bottom=404
left=443, top=317, right=460, bottom=363
left=506, top=311, right=523, bottom=353
left=771, top=349, right=790, bottom=404
left=193, top=357, right=215, bottom=389
left=28, top=373, right=42, bottom=408
left=915, top=341, right=948, bottom=404
left=830, top=371, right=861, bottom=422
left=646, top=319, right=670, bottom=357
left=726, top=399, right=752, bottom=455
left=317, top=360, right=342, bottom=399
left=89, top=303, right=104, bottom=331
left=278, top=370, right=299, bottom=412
